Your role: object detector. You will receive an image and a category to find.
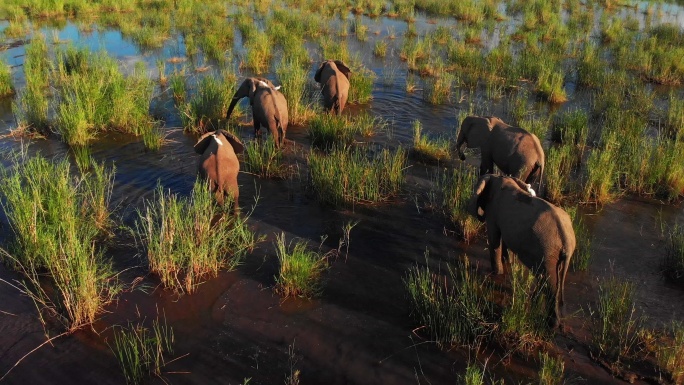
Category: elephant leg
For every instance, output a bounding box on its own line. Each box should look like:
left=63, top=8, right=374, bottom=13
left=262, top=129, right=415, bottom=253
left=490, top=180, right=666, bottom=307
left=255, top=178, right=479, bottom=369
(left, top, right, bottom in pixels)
left=480, top=156, right=493, bottom=177
left=488, top=227, right=504, bottom=275
left=253, top=117, right=262, bottom=138
left=543, top=257, right=562, bottom=328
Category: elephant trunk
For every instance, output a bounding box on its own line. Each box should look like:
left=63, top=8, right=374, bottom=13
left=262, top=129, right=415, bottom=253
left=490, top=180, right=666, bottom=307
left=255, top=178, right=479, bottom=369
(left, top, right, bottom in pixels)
left=455, top=127, right=467, bottom=161
left=467, top=194, right=484, bottom=222
left=226, top=96, right=240, bottom=120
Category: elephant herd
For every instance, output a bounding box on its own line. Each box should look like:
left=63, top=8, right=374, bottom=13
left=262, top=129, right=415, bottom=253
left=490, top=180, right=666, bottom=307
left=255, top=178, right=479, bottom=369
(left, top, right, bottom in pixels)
left=193, top=60, right=576, bottom=328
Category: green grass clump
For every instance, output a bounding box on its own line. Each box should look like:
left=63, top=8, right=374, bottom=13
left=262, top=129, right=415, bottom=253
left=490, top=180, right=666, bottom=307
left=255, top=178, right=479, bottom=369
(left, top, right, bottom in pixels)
left=373, top=40, right=388, bottom=57
left=566, top=207, right=592, bottom=272
left=592, top=277, right=644, bottom=365
left=665, top=91, right=684, bottom=140
left=243, top=30, right=272, bottom=74
left=411, top=120, right=451, bottom=164
left=536, top=67, right=567, bottom=104
left=0, top=59, right=13, bottom=97
left=423, top=72, right=455, bottom=105
left=276, top=58, right=316, bottom=125
left=0, top=154, right=118, bottom=331
left=243, top=139, right=288, bottom=179
left=53, top=49, right=155, bottom=146
left=308, top=146, right=405, bottom=207
left=13, top=35, right=50, bottom=133
left=110, top=317, right=175, bottom=385
left=551, top=109, right=588, bottom=164
left=435, top=166, right=482, bottom=242
left=583, top=132, right=618, bottom=205
left=664, top=223, right=684, bottom=284
left=538, top=352, right=565, bottom=385
left=348, top=64, right=375, bottom=104
left=307, top=113, right=378, bottom=150
left=180, top=75, right=232, bottom=134
left=274, top=233, right=330, bottom=299
left=169, top=70, right=187, bottom=103
left=500, top=259, right=554, bottom=347
left=136, top=180, right=259, bottom=294
left=405, top=255, right=495, bottom=349
left=655, top=321, right=684, bottom=384
left=543, top=144, right=574, bottom=204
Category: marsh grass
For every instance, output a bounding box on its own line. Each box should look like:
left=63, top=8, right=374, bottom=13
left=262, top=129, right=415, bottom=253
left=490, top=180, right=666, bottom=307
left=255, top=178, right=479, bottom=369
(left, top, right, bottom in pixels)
left=665, top=92, right=684, bottom=140
left=274, top=233, right=330, bottom=298
left=243, top=138, right=288, bottom=179
left=654, top=321, right=684, bottom=384
left=551, top=109, right=588, bottom=164
left=544, top=144, right=574, bottom=204
left=538, top=352, right=565, bottom=385
left=180, top=75, right=231, bottom=134
left=243, top=30, right=272, bottom=74
left=405, top=255, right=495, bottom=349
left=0, top=153, right=118, bottom=331
left=348, top=64, right=375, bottom=104
left=373, top=40, right=388, bottom=57
left=276, top=59, right=317, bottom=125
left=423, top=72, right=455, bottom=105
left=0, top=60, right=13, bottom=97
left=307, top=113, right=378, bottom=150
left=433, top=166, right=482, bottom=242
left=536, top=67, right=567, bottom=104
left=169, top=70, right=187, bottom=103
left=411, top=120, right=451, bottom=163
left=664, top=223, right=684, bottom=284
left=308, top=146, right=405, bottom=207
left=110, top=316, right=175, bottom=385
left=583, top=132, right=618, bottom=204
left=591, top=277, right=645, bottom=365
left=500, top=259, right=554, bottom=348
left=53, top=49, right=155, bottom=146
left=460, top=363, right=485, bottom=385
left=566, top=207, right=592, bottom=272
left=136, top=180, right=259, bottom=294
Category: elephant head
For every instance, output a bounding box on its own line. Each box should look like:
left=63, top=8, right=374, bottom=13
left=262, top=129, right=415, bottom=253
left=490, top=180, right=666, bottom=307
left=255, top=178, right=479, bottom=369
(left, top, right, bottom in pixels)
left=314, top=59, right=352, bottom=115
left=467, top=174, right=575, bottom=328
left=194, top=129, right=245, bottom=211
left=225, top=77, right=276, bottom=120
left=455, top=116, right=494, bottom=161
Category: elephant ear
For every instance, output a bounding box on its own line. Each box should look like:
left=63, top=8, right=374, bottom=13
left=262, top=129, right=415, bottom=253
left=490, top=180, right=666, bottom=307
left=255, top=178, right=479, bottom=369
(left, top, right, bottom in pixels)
left=314, top=61, right=327, bottom=83
left=194, top=131, right=215, bottom=154
left=218, top=129, right=245, bottom=154
left=333, top=60, right=352, bottom=80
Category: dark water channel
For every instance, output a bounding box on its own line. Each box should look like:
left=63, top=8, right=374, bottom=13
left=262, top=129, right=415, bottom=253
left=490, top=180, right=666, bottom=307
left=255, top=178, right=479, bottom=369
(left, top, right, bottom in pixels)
left=0, top=5, right=684, bottom=384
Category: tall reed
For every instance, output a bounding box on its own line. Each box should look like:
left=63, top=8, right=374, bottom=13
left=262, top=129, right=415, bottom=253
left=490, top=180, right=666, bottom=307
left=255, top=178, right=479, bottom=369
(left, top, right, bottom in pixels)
left=136, top=180, right=258, bottom=294
left=308, top=146, right=405, bottom=207
left=274, top=233, right=330, bottom=298
left=0, top=153, right=118, bottom=331
left=276, top=58, right=316, bottom=125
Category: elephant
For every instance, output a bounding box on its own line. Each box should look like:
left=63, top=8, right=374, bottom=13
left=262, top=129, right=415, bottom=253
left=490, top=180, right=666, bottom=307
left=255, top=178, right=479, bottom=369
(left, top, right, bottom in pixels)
left=226, top=77, right=288, bottom=148
left=456, top=116, right=545, bottom=185
left=468, top=174, right=575, bottom=328
left=194, top=129, right=245, bottom=212
left=314, top=59, right=352, bottom=115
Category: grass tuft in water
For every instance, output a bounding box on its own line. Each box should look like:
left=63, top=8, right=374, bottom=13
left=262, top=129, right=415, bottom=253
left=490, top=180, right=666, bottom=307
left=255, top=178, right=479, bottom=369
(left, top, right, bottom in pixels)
left=135, top=179, right=259, bottom=294
left=243, top=138, right=288, bottom=179
left=308, top=146, right=405, bottom=207
left=500, top=259, right=554, bottom=347
left=654, top=321, right=684, bottom=384
left=538, top=352, right=565, bottom=385
left=110, top=315, right=175, bottom=385
left=411, top=120, right=451, bottom=163
left=591, top=277, right=645, bottom=365
left=0, top=59, right=14, bottom=97
left=405, top=255, right=495, bottom=349
left=276, top=58, right=317, bottom=125
left=180, top=75, right=232, bottom=135
left=0, top=153, right=118, bottom=331
left=274, top=232, right=330, bottom=299
left=348, top=64, right=375, bottom=104
left=308, top=113, right=379, bottom=150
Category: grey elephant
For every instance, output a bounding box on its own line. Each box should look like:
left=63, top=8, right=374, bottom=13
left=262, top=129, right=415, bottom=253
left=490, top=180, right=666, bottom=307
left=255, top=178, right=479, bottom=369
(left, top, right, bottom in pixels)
left=314, top=59, right=352, bottom=115
left=194, top=129, right=245, bottom=211
left=456, top=116, right=545, bottom=184
left=468, top=174, right=575, bottom=328
left=226, top=77, right=288, bottom=148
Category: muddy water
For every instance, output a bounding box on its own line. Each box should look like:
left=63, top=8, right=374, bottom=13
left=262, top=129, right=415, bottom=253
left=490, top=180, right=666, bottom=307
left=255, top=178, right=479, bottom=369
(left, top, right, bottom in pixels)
left=1, top=6, right=684, bottom=385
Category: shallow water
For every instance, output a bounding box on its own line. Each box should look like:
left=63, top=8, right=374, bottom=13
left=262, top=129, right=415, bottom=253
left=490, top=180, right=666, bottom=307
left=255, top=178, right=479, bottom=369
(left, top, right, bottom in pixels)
left=0, top=3, right=684, bottom=384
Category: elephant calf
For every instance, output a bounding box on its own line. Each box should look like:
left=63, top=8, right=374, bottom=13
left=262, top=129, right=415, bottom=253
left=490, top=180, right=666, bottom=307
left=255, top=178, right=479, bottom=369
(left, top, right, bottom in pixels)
left=468, top=174, right=576, bottom=328
left=314, top=59, right=351, bottom=115
left=456, top=116, right=545, bottom=185
left=194, top=129, right=245, bottom=212
left=226, top=77, right=288, bottom=148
